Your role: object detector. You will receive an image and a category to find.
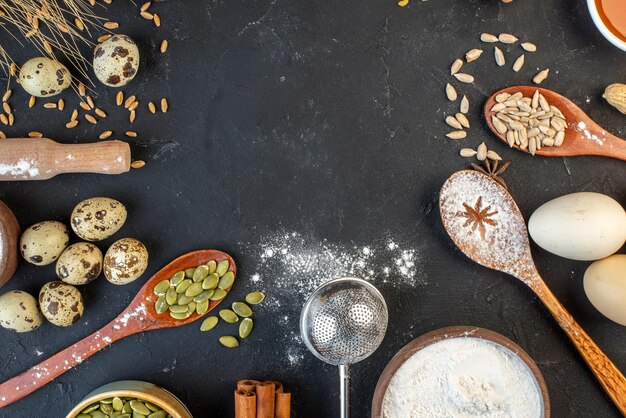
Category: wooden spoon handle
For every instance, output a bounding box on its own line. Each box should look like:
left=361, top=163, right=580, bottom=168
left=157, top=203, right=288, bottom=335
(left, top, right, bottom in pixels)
left=0, top=138, right=131, bottom=181
left=0, top=320, right=136, bottom=408
left=532, top=279, right=626, bottom=414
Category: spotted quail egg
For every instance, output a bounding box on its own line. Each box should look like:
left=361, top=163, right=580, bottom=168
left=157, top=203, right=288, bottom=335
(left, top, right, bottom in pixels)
left=0, top=290, right=44, bottom=333
left=39, top=281, right=84, bottom=327
left=20, top=221, right=70, bottom=266
left=93, top=35, right=140, bottom=87
left=56, top=242, right=103, bottom=285
left=71, top=197, right=127, bottom=242
left=104, top=238, right=148, bottom=285
left=18, top=57, right=71, bottom=97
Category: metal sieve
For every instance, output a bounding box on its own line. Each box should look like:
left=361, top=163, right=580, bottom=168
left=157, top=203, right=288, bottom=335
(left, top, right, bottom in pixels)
left=300, top=277, right=388, bottom=418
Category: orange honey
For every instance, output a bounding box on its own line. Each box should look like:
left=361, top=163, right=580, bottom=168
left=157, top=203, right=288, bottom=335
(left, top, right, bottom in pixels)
left=595, top=0, right=626, bottom=42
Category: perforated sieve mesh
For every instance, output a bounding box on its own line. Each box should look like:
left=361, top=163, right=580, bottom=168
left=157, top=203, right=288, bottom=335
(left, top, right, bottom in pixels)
left=301, top=278, right=388, bottom=366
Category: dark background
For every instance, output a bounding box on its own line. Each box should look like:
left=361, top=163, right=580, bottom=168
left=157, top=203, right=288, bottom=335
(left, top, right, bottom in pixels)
left=0, top=0, right=625, bottom=417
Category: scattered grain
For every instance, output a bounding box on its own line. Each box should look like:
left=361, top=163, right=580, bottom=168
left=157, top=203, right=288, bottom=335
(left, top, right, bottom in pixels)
left=103, top=21, right=119, bottom=29
left=116, top=91, right=124, bottom=106
left=29, top=96, right=36, bottom=108
left=98, top=34, right=112, bottom=43
left=141, top=11, right=154, bottom=20
left=44, top=103, right=57, bottom=109
left=131, top=160, right=146, bottom=169
left=28, top=131, right=43, bottom=138
left=78, top=82, right=86, bottom=96
left=99, top=130, right=113, bottom=139
left=85, top=114, right=97, bottom=124
left=125, top=131, right=138, bottom=138
left=2, top=90, right=12, bottom=102
left=79, top=101, right=91, bottom=111
left=57, top=99, right=65, bottom=111
left=124, top=95, right=136, bottom=108
left=153, top=14, right=161, bottom=27
left=148, top=102, right=156, bottom=114
left=66, top=120, right=78, bottom=129
left=160, top=40, right=168, bottom=53
left=129, top=110, right=136, bottom=123
left=141, top=1, right=151, bottom=11
left=2, top=103, right=10, bottom=114
left=161, top=98, right=169, bottom=112
left=129, top=101, right=139, bottom=111
left=71, top=109, right=79, bottom=121
left=0, top=114, right=7, bottom=125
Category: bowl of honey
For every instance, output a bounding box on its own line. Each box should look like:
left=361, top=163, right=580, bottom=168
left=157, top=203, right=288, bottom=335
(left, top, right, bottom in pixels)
left=587, top=0, right=626, bottom=51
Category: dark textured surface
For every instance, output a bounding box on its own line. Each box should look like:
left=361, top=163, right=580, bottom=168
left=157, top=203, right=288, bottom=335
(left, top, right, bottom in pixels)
left=0, top=0, right=625, bottom=417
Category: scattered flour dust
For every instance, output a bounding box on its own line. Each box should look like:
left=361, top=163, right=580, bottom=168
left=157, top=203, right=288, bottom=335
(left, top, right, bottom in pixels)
left=382, top=337, right=543, bottom=418
left=242, top=231, right=426, bottom=368
left=0, top=158, right=39, bottom=178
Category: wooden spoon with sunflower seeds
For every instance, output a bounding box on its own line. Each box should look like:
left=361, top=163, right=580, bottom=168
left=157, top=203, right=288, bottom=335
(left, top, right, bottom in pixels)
left=439, top=169, right=626, bottom=415
left=485, top=86, right=626, bottom=161
left=0, top=249, right=236, bottom=408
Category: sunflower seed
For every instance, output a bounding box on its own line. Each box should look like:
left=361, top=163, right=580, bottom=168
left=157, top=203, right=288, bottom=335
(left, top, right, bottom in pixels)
left=512, top=54, right=525, bottom=72
left=492, top=116, right=508, bottom=134
left=494, top=46, right=505, bottom=66
left=446, top=130, right=467, bottom=140
left=465, top=49, right=483, bottom=62
left=498, top=33, right=518, bottom=44
left=476, top=142, right=487, bottom=161
left=486, top=150, right=502, bottom=161
left=454, top=73, right=474, bottom=83
left=521, top=42, right=537, bottom=52
left=446, top=83, right=457, bottom=101
left=533, top=68, right=549, bottom=84
left=495, top=93, right=511, bottom=103
left=455, top=112, right=470, bottom=128
left=450, top=59, right=463, bottom=75
left=490, top=103, right=506, bottom=112
left=446, top=115, right=463, bottom=129
left=459, top=148, right=477, bottom=157
left=480, top=33, right=498, bottom=43
left=506, top=131, right=515, bottom=147
left=554, top=131, right=565, bottom=146
left=460, top=95, right=469, bottom=114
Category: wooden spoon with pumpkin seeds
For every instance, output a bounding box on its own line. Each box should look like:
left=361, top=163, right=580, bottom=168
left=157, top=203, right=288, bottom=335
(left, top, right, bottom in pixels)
left=0, top=249, right=236, bottom=409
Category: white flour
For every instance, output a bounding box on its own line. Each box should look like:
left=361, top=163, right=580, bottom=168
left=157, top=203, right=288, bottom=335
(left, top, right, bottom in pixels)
left=0, top=158, right=39, bottom=178
left=383, top=337, right=543, bottom=418
left=241, top=231, right=426, bottom=366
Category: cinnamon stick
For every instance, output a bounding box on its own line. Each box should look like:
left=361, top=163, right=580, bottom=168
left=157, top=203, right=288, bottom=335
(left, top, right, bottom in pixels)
left=263, top=380, right=283, bottom=393
left=255, top=382, right=275, bottom=418
left=275, top=391, right=291, bottom=418
left=237, top=380, right=261, bottom=392
left=234, top=389, right=256, bottom=418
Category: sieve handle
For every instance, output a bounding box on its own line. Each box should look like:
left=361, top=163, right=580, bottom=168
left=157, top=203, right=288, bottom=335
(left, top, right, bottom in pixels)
left=339, top=364, right=350, bottom=418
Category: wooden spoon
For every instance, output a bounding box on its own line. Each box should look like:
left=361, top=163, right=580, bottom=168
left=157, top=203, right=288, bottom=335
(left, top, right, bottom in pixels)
left=439, top=170, right=626, bottom=415
left=0, top=200, right=20, bottom=287
left=484, top=86, right=626, bottom=161
left=0, top=138, right=130, bottom=181
left=0, top=249, right=236, bottom=408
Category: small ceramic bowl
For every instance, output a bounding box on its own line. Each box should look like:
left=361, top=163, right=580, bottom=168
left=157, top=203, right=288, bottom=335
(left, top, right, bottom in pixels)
left=587, top=0, right=626, bottom=52
left=66, top=380, right=193, bottom=418
left=371, top=326, right=550, bottom=418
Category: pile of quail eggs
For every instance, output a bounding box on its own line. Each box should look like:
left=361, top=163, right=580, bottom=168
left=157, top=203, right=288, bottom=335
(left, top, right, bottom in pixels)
left=0, top=197, right=148, bottom=332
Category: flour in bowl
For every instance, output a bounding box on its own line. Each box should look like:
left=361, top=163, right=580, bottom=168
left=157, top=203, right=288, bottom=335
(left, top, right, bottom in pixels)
left=383, top=337, right=543, bottom=418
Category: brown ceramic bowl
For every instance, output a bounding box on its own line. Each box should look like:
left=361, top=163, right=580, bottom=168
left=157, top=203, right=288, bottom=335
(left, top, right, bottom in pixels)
left=66, top=380, right=193, bottom=418
left=371, top=326, right=550, bottom=418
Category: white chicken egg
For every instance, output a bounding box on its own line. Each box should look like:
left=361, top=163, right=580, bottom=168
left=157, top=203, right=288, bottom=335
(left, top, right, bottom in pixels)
left=528, top=192, right=626, bottom=261
left=584, top=254, right=626, bottom=326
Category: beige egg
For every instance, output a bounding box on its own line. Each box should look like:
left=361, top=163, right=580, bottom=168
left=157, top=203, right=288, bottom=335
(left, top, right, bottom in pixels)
left=93, top=35, right=140, bottom=87
left=56, top=242, right=103, bottom=285
left=0, top=290, right=44, bottom=333
left=528, top=192, right=626, bottom=261
left=20, top=221, right=70, bottom=266
left=71, top=197, right=127, bottom=242
left=39, top=281, right=84, bottom=327
left=104, top=238, right=148, bottom=285
left=584, top=255, right=626, bottom=326
left=18, top=57, right=71, bottom=97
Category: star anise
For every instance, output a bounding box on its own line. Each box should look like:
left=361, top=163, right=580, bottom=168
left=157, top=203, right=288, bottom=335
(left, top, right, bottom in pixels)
left=459, top=196, right=498, bottom=239
left=471, top=159, right=511, bottom=189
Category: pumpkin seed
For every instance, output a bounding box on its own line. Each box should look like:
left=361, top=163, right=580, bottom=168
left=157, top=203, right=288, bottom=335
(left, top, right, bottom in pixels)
left=170, top=311, right=191, bottom=320
left=193, top=290, right=213, bottom=303
left=200, top=316, right=219, bottom=331
left=177, top=294, right=193, bottom=305
left=130, top=400, right=151, bottom=415
left=239, top=318, right=254, bottom=338
left=165, top=288, right=178, bottom=305
left=77, top=415, right=90, bottom=418
left=210, top=289, right=226, bottom=301
left=185, top=282, right=204, bottom=297
left=149, top=412, right=167, bottom=418
left=232, top=301, right=253, bottom=317
left=203, top=273, right=219, bottom=290
left=176, top=279, right=192, bottom=294
left=187, top=301, right=197, bottom=313
left=219, top=336, right=239, bottom=348
left=169, top=304, right=188, bottom=313
left=218, top=271, right=235, bottom=289
left=145, top=402, right=160, bottom=412
left=170, top=271, right=185, bottom=286
left=82, top=404, right=100, bottom=413
left=196, top=300, right=209, bottom=315
left=207, top=260, right=217, bottom=274
left=100, top=403, right=114, bottom=414
left=113, top=397, right=124, bottom=411
left=193, top=265, right=209, bottom=282
left=155, top=297, right=169, bottom=314
left=219, top=309, right=239, bottom=323
left=245, top=291, right=266, bottom=305
left=153, top=280, right=170, bottom=296
left=122, top=402, right=133, bottom=413
left=216, top=260, right=229, bottom=276
left=91, top=411, right=106, bottom=418
left=184, top=268, right=196, bottom=279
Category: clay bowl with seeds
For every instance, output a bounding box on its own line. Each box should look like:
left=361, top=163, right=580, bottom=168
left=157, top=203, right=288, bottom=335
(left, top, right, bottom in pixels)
left=485, top=86, right=626, bottom=161
left=0, top=249, right=235, bottom=409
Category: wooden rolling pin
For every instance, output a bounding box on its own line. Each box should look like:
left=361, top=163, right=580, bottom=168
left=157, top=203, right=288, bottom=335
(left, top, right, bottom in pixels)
left=0, top=138, right=131, bottom=181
